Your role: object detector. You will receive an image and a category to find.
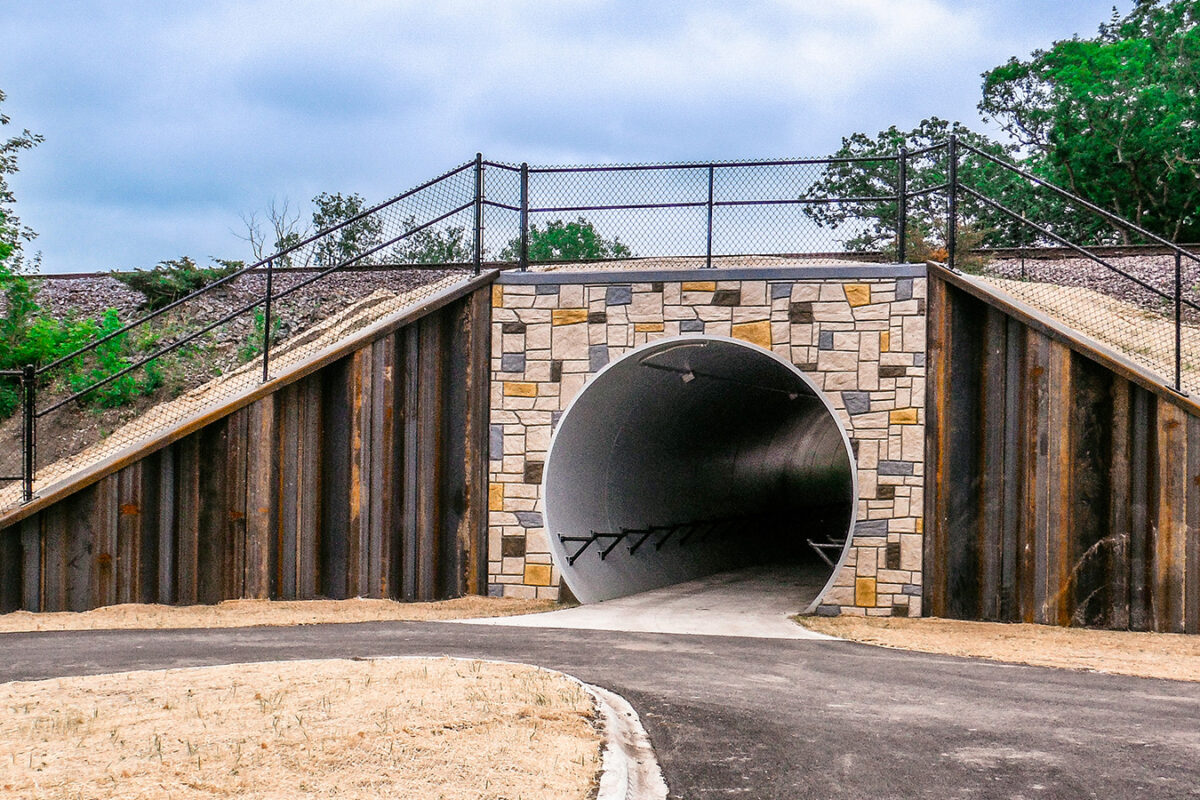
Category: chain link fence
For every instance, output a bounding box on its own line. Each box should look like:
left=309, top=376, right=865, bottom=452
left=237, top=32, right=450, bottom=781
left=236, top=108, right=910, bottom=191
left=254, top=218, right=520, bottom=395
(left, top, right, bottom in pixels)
left=5, top=144, right=1198, bottom=511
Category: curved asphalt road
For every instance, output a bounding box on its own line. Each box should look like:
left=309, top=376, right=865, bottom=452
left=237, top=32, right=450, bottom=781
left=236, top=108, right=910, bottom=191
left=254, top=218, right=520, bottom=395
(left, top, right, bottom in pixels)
left=3, top=622, right=1199, bottom=799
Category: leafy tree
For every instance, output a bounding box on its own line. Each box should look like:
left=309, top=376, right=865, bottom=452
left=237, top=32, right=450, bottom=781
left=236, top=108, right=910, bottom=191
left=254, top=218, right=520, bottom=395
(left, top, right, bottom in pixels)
left=980, top=0, right=1200, bottom=242
left=391, top=216, right=471, bottom=264
left=501, top=217, right=632, bottom=262
left=311, top=192, right=382, bottom=268
left=0, top=88, right=43, bottom=272
left=802, top=118, right=1026, bottom=259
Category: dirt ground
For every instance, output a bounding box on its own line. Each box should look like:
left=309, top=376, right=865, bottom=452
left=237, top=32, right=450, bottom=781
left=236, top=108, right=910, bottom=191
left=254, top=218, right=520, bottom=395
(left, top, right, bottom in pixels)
left=797, top=615, right=1200, bottom=682
left=0, top=657, right=601, bottom=800
left=0, top=596, right=558, bottom=634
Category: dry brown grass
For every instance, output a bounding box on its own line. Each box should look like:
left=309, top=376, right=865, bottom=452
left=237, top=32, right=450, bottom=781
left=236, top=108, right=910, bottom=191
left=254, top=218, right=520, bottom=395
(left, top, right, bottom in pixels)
left=0, top=657, right=602, bottom=800
left=0, top=596, right=558, bottom=635
left=798, top=615, right=1200, bottom=682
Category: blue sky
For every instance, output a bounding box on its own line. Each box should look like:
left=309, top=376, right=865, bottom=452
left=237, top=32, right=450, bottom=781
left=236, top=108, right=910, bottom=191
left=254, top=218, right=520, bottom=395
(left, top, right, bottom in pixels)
left=2, top=0, right=1130, bottom=273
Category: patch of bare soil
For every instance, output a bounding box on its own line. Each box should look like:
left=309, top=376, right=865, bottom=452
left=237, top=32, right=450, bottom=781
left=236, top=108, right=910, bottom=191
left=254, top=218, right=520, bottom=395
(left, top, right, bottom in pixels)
left=797, top=615, right=1200, bottom=682
left=0, top=657, right=601, bottom=800
left=0, top=596, right=558, bottom=634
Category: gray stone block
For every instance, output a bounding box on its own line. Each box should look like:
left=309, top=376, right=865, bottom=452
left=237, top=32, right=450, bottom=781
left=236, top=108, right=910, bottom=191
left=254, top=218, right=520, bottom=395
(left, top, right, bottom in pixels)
left=605, top=286, right=632, bottom=306
left=500, top=353, right=526, bottom=373
left=878, top=460, right=914, bottom=476
left=854, top=519, right=888, bottom=536
left=902, top=584, right=923, bottom=596
left=770, top=282, right=792, bottom=299
left=680, top=319, right=705, bottom=333
left=515, top=511, right=544, bottom=528
left=489, top=424, right=504, bottom=460
left=842, top=391, right=871, bottom=415
left=488, top=584, right=505, bottom=598
left=913, top=352, right=926, bottom=367
left=897, top=278, right=913, bottom=301
left=551, top=410, right=563, bottom=431
left=589, top=344, right=609, bottom=372
left=535, top=284, right=560, bottom=295
left=818, top=330, right=834, bottom=350
left=816, top=604, right=841, bottom=617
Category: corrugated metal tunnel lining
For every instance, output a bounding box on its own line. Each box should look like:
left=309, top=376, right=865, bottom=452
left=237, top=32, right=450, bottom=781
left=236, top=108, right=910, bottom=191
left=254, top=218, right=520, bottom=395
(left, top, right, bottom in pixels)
left=545, top=336, right=857, bottom=605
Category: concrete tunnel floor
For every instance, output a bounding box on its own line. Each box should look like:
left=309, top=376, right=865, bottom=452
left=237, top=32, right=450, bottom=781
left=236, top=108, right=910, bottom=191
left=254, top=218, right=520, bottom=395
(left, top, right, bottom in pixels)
left=540, top=335, right=857, bottom=616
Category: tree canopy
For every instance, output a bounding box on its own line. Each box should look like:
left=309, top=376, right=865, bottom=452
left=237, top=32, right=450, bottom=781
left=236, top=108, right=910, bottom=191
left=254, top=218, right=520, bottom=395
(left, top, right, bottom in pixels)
left=980, top=0, right=1200, bottom=242
left=0, top=89, right=43, bottom=272
left=501, top=217, right=631, bottom=262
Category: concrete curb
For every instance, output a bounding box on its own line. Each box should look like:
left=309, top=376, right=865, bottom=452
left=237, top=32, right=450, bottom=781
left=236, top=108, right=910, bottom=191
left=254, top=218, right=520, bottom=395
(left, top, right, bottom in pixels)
left=586, top=682, right=670, bottom=800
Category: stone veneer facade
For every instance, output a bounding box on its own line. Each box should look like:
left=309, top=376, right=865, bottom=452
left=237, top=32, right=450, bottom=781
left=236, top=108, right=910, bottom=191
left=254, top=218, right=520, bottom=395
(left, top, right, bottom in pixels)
left=487, top=266, right=927, bottom=617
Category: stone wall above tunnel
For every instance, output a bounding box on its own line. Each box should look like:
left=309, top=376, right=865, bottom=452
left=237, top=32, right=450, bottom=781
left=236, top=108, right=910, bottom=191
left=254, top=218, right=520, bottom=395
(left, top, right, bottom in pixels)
left=487, top=265, right=927, bottom=617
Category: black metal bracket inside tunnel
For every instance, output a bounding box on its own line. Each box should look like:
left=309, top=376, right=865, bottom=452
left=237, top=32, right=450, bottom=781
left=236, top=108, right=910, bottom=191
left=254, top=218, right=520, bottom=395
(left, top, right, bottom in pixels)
left=559, top=535, right=596, bottom=566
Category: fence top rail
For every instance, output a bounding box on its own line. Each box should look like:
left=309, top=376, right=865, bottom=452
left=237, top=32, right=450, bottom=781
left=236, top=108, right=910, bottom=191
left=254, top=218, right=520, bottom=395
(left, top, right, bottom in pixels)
left=957, top=141, right=1200, bottom=266
left=34, top=159, right=476, bottom=377
left=519, top=154, right=901, bottom=174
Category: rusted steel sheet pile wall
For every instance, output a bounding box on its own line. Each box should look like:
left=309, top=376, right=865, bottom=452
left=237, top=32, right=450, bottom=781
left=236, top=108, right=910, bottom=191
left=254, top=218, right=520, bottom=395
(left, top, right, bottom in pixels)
left=925, top=266, right=1200, bottom=633
left=0, top=285, right=492, bottom=612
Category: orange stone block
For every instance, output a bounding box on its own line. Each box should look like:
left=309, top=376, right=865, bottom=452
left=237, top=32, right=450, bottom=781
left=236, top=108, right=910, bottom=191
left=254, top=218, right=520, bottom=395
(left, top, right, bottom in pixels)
left=681, top=281, right=716, bottom=292
left=492, top=285, right=503, bottom=307
left=524, top=563, right=553, bottom=586
left=844, top=283, right=871, bottom=307
left=503, top=382, right=538, bottom=397
left=552, top=308, right=588, bottom=326
left=855, top=577, right=877, bottom=607
left=634, top=322, right=665, bottom=332
left=731, top=320, right=771, bottom=349
left=488, top=483, right=504, bottom=512
left=880, top=331, right=890, bottom=352
left=889, top=407, right=918, bottom=425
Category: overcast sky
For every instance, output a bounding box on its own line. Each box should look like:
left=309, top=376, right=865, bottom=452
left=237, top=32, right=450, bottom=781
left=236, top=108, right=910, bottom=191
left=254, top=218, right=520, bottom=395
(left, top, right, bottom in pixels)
left=2, top=0, right=1129, bottom=273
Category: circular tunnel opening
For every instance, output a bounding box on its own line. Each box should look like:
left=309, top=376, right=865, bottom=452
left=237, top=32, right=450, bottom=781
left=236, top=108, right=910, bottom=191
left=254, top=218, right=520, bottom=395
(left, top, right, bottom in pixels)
left=544, top=336, right=857, bottom=608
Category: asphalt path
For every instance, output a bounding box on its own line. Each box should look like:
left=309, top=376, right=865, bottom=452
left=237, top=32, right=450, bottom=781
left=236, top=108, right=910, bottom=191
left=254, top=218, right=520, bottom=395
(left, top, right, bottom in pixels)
left=3, top=622, right=1199, bottom=799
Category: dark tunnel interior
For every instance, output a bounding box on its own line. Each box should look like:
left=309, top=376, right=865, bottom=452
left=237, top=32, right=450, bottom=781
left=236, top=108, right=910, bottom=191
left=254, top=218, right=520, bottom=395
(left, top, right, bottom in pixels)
left=544, top=337, right=857, bottom=605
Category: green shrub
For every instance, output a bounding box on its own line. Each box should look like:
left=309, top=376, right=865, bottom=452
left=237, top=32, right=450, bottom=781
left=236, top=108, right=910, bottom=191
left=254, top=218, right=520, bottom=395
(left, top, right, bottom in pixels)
left=112, top=256, right=243, bottom=311
left=237, top=308, right=282, bottom=364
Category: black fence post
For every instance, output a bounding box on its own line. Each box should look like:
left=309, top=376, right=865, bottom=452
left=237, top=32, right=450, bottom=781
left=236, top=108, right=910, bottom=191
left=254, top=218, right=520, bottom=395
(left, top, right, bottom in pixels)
left=896, top=147, right=908, bottom=264
left=705, top=165, right=715, bottom=269
left=519, top=162, right=529, bottom=271
left=473, top=153, right=484, bottom=275
left=1175, top=250, right=1183, bottom=393
left=947, top=135, right=959, bottom=272
left=261, top=257, right=274, bottom=383
left=22, top=363, right=35, bottom=504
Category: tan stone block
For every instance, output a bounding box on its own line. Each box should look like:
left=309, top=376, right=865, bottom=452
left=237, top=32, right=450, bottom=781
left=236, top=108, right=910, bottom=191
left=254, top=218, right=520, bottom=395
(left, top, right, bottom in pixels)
left=823, top=371, right=858, bottom=391
left=817, top=350, right=859, bottom=372
left=663, top=283, right=681, bottom=304
left=901, top=425, right=923, bottom=461
left=731, top=320, right=771, bottom=349
left=682, top=281, right=716, bottom=292
left=857, top=361, right=879, bottom=391
left=879, top=331, right=890, bottom=352
left=771, top=321, right=790, bottom=346
left=706, top=320, right=732, bottom=337
left=552, top=322, right=589, bottom=360
left=823, top=585, right=855, bottom=606
left=502, top=556, right=524, bottom=574
left=629, top=291, right=663, bottom=322
left=812, top=303, right=854, bottom=323
left=791, top=283, right=820, bottom=302
left=664, top=305, right=698, bottom=320
left=635, top=322, right=665, bottom=332
left=560, top=285, right=584, bottom=307
left=852, top=304, right=890, bottom=321
left=535, top=586, right=560, bottom=600
left=503, top=382, right=537, bottom=397
left=488, top=483, right=505, bottom=512
left=889, top=407, right=918, bottom=424
left=552, top=308, right=588, bottom=326
left=819, top=283, right=844, bottom=301
left=492, top=285, right=504, bottom=307
left=741, top=281, right=767, bottom=305
left=504, top=584, right=538, bottom=599
left=855, top=577, right=877, bottom=607
left=526, top=425, right=551, bottom=451
left=903, top=316, right=925, bottom=351
left=506, top=293, right=535, bottom=309
left=524, top=563, right=553, bottom=586
left=843, top=283, right=871, bottom=307
left=696, top=305, right=732, bottom=321
left=900, top=534, right=922, bottom=571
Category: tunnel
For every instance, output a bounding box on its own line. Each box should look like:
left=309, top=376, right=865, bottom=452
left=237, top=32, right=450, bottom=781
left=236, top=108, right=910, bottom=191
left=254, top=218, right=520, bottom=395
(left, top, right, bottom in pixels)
left=544, top=336, right=857, bottom=607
